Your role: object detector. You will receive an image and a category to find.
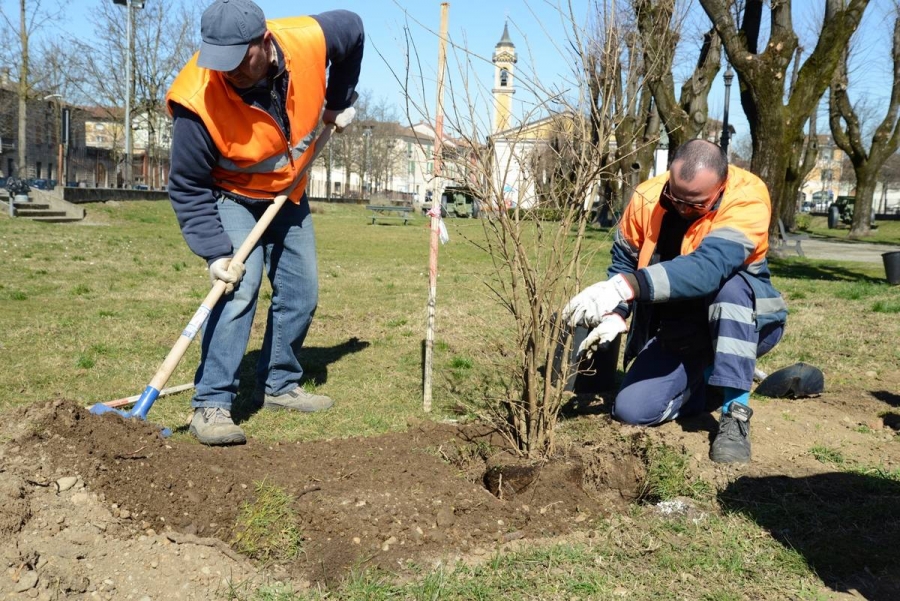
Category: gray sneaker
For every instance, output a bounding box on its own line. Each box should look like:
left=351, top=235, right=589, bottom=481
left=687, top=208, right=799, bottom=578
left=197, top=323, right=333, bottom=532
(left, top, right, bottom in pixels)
left=189, top=407, right=246, bottom=446
left=254, top=387, right=334, bottom=412
left=709, top=402, right=753, bottom=463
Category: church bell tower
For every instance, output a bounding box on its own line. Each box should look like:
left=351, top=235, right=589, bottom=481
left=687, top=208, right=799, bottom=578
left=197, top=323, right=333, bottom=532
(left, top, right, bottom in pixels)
left=492, top=22, right=517, bottom=133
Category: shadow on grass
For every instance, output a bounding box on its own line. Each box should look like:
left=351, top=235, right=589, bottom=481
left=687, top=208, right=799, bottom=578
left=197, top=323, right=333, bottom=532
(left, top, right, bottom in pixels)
left=768, top=257, right=884, bottom=283
left=721, top=472, right=900, bottom=600
left=229, top=336, right=370, bottom=423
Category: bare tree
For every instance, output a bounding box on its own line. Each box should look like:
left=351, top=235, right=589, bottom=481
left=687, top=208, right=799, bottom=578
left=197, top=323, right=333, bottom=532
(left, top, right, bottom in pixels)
left=632, top=0, right=722, bottom=162
left=583, top=1, right=658, bottom=220
left=0, top=0, right=62, bottom=176
left=829, top=12, right=900, bottom=238
left=389, top=2, right=634, bottom=457
left=67, top=0, right=197, bottom=184
left=699, top=0, right=869, bottom=233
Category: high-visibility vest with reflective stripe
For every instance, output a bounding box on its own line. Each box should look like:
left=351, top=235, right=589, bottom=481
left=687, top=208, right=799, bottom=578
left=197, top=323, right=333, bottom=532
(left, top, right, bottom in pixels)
left=166, top=17, right=326, bottom=203
left=620, top=165, right=772, bottom=270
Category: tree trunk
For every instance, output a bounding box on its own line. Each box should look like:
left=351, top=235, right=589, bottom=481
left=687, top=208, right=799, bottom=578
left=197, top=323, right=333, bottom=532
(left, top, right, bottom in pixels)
left=848, top=169, right=876, bottom=238
left=633, top=0, right=721, bottom=163
left=830, top=12, right=900, bottom=240
left=700, top=0, right=870, bottom=234
left=16, top=0, right=28, bottom=175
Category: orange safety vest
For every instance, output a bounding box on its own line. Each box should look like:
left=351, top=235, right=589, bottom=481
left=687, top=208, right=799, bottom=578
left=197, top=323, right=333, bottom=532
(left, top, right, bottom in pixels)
left=619, top=165, right=771, bottom=272
left=165, top=17, right=327, bottom=203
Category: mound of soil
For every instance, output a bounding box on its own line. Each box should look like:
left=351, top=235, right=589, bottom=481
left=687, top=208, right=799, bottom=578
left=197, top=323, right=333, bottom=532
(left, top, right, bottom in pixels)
left=0, top=400, right=646, bottom=598
left=7, top=384, right=898, bottom=600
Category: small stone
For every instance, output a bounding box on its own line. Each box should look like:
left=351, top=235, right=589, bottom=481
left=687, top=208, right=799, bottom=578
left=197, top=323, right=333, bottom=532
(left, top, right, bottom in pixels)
left=381, top=536, right=397, bottom=551
left=352, top=537, right=361, bottom=545
left=435, top=508, right=455, bottom=527
left=15, top=570, right=38, bottom=592
left=865, top=370, right=878, bottom=379
left=56, top=477, right=78, bottom=492
left=502, top=530, right=525, bottom=542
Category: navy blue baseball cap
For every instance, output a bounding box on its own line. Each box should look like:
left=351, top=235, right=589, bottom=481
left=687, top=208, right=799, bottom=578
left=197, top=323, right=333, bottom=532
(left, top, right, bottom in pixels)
left=198, top=0, right=267, bottom=71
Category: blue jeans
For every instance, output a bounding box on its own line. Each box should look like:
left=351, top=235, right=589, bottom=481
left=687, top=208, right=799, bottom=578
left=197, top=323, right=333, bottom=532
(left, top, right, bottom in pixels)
left=192, top=197, right=319, bottom=410
left=612, top=274, right=784, bottom=425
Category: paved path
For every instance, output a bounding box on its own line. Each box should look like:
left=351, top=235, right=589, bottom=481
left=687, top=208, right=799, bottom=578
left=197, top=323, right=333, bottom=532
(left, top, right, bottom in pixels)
left=798, top=239, right=900, bottom=264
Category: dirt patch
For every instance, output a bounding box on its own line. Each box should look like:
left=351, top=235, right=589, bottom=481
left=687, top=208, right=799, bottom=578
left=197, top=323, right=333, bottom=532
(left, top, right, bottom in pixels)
left=0, top=400, right=644, bottom=598
left=2, top=386, right=900, bottom=599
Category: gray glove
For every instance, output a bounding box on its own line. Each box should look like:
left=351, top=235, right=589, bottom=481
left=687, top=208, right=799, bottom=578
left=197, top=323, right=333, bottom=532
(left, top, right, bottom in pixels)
left=208, top=257, right=245, bottom=294
left=322, top=106, right=356, bottom=133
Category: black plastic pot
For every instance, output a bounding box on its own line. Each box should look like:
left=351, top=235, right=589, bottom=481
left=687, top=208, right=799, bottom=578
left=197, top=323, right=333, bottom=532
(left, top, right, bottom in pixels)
left=553, top=325, right=621, bottom=394
left=883, top=251, right=900, bottom=286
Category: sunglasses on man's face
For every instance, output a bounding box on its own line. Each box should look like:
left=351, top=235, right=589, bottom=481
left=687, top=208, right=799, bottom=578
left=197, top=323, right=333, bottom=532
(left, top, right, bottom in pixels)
left=662, top=181, right=723, bottom=212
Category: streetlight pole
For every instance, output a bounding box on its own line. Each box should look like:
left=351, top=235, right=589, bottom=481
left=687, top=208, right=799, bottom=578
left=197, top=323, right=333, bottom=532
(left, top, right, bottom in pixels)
left=44, top=94, right=64, bottom=185
left=720, top=65, right=734, bottom=155
left=362, top=126, right=372, bottom=198
left=113, top=0, right=145, bottom=188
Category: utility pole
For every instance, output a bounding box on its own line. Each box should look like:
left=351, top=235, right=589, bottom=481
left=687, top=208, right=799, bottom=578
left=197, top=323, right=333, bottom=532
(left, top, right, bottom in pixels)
left=113, top=0, right=145, bottom=188
left=423, top=2, right=449, bottom=412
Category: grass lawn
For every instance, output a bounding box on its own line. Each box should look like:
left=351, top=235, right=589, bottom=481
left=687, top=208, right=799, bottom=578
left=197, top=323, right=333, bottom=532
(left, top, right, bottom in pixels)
left=1, top=201, right=899, bottom=600
left=800, top=214, right=900, bottom=245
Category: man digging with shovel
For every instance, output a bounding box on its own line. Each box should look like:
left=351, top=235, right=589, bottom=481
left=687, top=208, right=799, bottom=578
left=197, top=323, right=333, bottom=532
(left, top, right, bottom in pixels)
left=166, top=0, right=363, bottom=445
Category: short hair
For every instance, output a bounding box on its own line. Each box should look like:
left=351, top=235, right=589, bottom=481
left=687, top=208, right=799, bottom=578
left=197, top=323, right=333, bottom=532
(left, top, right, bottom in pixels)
left=671, top=139, right=728, bottom=183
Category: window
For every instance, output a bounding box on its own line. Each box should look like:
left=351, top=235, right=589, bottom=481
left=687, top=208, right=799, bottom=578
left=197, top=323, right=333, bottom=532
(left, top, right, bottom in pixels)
left=500, top=69, right=509, bottom=87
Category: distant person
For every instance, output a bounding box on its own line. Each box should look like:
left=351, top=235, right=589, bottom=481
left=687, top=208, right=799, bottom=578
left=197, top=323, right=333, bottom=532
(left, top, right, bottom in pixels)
left=166, top=0, right=363, bottom=445
left=564, top=139, right=787, bottom=463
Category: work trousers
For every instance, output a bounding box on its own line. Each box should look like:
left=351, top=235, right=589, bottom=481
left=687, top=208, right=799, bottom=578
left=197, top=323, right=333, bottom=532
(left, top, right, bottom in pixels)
left=192, top=197, right=319, bottom=410
left=612, top=274, right=783, bottom=426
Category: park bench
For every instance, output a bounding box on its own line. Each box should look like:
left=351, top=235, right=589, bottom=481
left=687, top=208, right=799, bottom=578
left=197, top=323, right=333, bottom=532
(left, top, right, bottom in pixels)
left=365, top=204, right=413, bottom=225
left=776, top=218, right=809, bottom=257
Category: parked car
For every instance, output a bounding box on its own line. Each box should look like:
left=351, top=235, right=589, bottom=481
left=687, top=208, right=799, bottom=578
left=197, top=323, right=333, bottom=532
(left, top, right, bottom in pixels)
left=27, top=178, right=52, bottom=190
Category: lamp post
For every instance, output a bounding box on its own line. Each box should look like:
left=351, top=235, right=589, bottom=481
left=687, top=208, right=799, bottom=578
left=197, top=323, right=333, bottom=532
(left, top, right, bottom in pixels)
left=112, top=0, right=145, bottom=188
left=362, top=126, right=372, bottom=198
left=720, top=65, right=734, bottom=155
left=43, top=94, right=64, bottom=185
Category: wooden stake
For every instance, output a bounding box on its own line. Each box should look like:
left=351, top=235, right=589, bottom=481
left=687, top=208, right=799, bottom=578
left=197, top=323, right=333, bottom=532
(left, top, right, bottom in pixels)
left=424, top=2, right=450, bottom=413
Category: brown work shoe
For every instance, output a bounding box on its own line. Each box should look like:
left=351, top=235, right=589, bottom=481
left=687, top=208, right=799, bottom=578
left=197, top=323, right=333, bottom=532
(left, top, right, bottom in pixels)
left=189, top=407, right=246, bottom=446
left=254, top=387, right=334, bottom=412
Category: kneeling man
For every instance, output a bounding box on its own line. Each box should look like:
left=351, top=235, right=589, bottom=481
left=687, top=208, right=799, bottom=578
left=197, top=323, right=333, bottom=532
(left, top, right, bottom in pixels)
left=564, top=139, right=787, bottom=463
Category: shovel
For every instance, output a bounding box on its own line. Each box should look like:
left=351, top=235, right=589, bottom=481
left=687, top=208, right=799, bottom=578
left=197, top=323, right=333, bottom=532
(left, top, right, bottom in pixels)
left=90, top=122, right=339, bottom=423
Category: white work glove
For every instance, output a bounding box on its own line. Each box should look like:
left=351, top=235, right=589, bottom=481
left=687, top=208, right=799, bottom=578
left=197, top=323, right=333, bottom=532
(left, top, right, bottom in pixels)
left=578, top=313, right=627, bottom=359
left=563, top=274, right=635, bottom=328
left=322, top=106, right=356, bottom=133
left=208, top=257, right=245, bottom=295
